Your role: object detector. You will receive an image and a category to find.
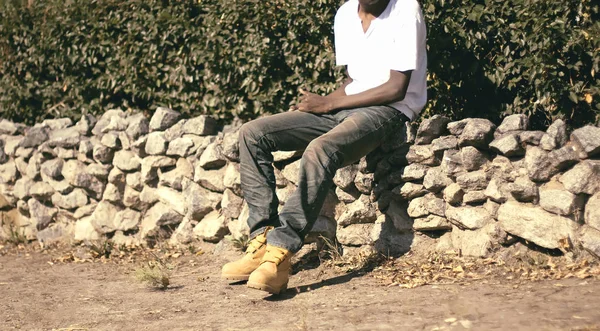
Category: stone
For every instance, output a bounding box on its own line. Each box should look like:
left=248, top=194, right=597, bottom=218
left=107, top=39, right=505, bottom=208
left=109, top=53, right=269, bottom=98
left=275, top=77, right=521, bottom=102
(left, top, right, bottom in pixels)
left=444, top=183, right=464, bottom=205
left=139, top=202, right=184, bottom=239
left=114, top=209, right=142, bottom=231
left=55, top=147, right=77, bottom=160
left=540, top=119, right=568, bottom=151
left=445, top=204, right=492, bottom=230
left=276, top=185, right=295, bottom=205
left=0, top=119, right=25, bottom=135
left=337, top=195, right=377, bottom=227
left=506, top=177, right=539, bottom=203
left=101, top=115, right=128, bottom=133
left=92, top=144, right=114, bottom=164
left=447, top=119, right=469, bottom=135
left=107, top=167, right=125, bottom=186
left=406, top=144, right=439, bottom=165
left=28, top=198, right=58, bottom=231
left=145, top=132, right=168, bottom=155
left=497, top=114, right=529, bottom=133
left=194, top=165, right=226, bottom=192
left=0, top=160, right=17, bottom=184
left=40, top=118, right=72, bottom=130
left=13, top=177, right=34, bottom=199
left=559, top=160, right=600, bottom=195
left=407, top=196, right=428, bottom=218
left=456, top=170, right=488, bottom=191
left=413, top=215, right=452, bottom=231
left=156, top=186, right=187, bottom=215
left=113, top=150, right=141, bottom=171
left=47, top=127, right=81, bottom=148
left=579, top=226, right=600, bottom=259
left=85, top=163, right=112, bottom=179
left=100, top=132, right=120, bottom=149
left=415, top=115, right=450, bottom=145
left=111, top=231, right=142, bottom=247
left=21, top=126, right=49, bottom=148
left=392, top=182, right=428, bottom=200
left=25, top=153, right=45, bottom=179
left=102, top=183, right=123, bottom=203
left=498, top=201, right=578, bottom=250
left=223, top=163, right=242, bottom=196
left=198, top=142, right=226, bottom=169
left=140, top=156, right=176, bottom=183
left=30, top=181, right=55, bottom=199
left=423, top=166, right=453, bottom=192
left=126, top=113, right=149, bottom=140
left=14, top=157, right=28, bottom=176
left=306, top=216, right=337, bottom=242
left=333, top=164, right=359, bottom=191
left=3, top=136, right=23, bottom=156
left=163, top=119, right=187, bottom=141
left=166, top=137, right=195, bottom=157
left=354, top=172, right=374, bottom=194
left=70, top=172, right=105, bottom=200
left=427, top=196, right=446, bottom=216
left=458, top=119, right=496, bottom=148
left=431, top=135, right=458, bottom=152
left=570, top=125, right=600, bottom=158
left=463, top=190, right=487, bottom=205
left=193, top=210, right=229, bottom=243
left=399, top=164, right=428, bottom=182
left=91, top=201, right=122, bottom=234
left=158, top=158, right=193, bottom=191
left=386, top=200, right=413, bottom=232
left=37, top=223, right=73, bottom=246
left=73, top=216, right=101, bottom=242
left=539, top=181, right=583, bottom=216
left=79, top=139, right=93, bottom=156
left=182, top=115, right=218, bottom=136
left=489, top=133, right=524, bottom=157
left=221, top=130, right=240, bottom=161
left=184, top=181, right=221, bottom=221
left=335, top=186, right=360, bottom=203
left=139, top=186, right=159, bottom=206
left=450, top=223, right=503, bottom=257
left=281, top=159, right=301, bottom=185
left=274, top=167, right=288, bottom=188
left=40, top=159, right=64, bottom=179
left=222, top=189, right=244, bottom=219
left=484, top=179, right=508, bottom=203
left=440, top=149, right=464, bottom=177
left=169, top=217, right=197, bottom=246
left=15, top=147, right=34, bottom=158
left=150, top=107, right=181, bottom=131
left=371, top=217, right=413, bottom=255
left=484, top=200, right=500, bottom=219
left=75, top=114, right=96, bottom=136
left=131, top=135, right=147, bottom=157
left=519, top=131, right=545, bottom=146
left=373, top=159, right=392, bottom=181
left=586, top=193, right=600, bottom=231
left=51, top=189, right=88, bottom=210
left=73, top=203, right=97, bottom=219
left=337, top=223, right=373, bottom=246
left=381, top=121, right=415, bottom=152
left=123, top=186, right=142, bottom=210
left=272, top=150, right=303, bottom=163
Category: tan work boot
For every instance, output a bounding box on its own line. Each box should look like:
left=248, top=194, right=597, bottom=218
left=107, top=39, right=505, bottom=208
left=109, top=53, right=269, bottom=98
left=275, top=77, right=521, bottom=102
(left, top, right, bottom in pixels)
left=221, top=227, right=272, bottom=281
left=247, top=244, right=292, bottom=294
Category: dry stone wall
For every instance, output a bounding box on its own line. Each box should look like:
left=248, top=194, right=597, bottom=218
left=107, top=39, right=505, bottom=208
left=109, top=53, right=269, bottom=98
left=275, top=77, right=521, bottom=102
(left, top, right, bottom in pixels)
left=0, top=110, right=599, bottom=259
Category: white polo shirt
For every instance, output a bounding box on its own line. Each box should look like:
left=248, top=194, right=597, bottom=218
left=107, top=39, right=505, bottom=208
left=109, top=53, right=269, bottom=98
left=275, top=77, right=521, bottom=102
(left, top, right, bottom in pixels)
left=334, top=0, right=427, bottom=121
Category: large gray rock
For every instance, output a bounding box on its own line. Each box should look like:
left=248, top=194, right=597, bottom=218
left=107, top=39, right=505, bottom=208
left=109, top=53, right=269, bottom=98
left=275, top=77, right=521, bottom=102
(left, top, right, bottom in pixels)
left=166, top=137, right=195, bottom=157
left=559, top=160, right=600, bottom=195
left=156, top=186, right=187, bottom=215
left=399, top=163, right=429, bottom=182
left=47, top=127, right=81, bottom=148
left=413, top=214, right=452, bottom=231
left=85, top=163, right=112, bottom=179
left=496, top=114, right=529, bottom=134
left=193, top=210, right=228, bottom=243
left=0, top=160, right=17, bottom=184
left=431, top=135, right=458, bottom=153
left=484, top=179, right=509, bottom=203
left=280, top=159, right=301, bottom=185
left=101, top=115, right=128, bottom=133
left=13, top=177, right=35, bottom=199
left=456, top=170, right=488, bottom=191
left=182, top=115, right=218, bottom=136
left=91, top=201, right=123, bottom=234
left=407, top=196, right=428, bottom=218
left=337, top=223, right=373, bottom=246
left=73, top=203, right=97, bottom=219
left=51, top=189, right=88, bottom=210
left=548, top=143, right=582, bottom=171
left=354, top=172, right=374, bottom=194
left=579, top=226, right=600, bottom=259
left=70, top=172, right=105, bottom=200
left=30, top=181, right=55, bottom=199
left=73, top=216, right=101, bottom=242
left=75, top=114, right=97, bottom=136
left=525, top=146, right=557, bottom=182
left=415, top=115, right=450, bottom=145
left=333, top=164, right=359, bottom=191
left=36, top=222, right=73, bottom=246
left=194, top=165, right=226, bottom=192
left=440, top=149, right=465, bottom=177
left=445, top=204, right=492, bottom=230
left=489, top=133, right=524, bottom=157
left=220, top=130, right=240, bottom=161
left=102, top=183, right=123, bottom=203
left=140, top=156, right=176, bottom=183
left=0, top=119, right=25, bottom=135
left=126, top=113, right=149, bottom=140
left=540, top=119, right=568, bottom=151
left=140, top=202, right=184, bottom=239
left=223, top=163, right=242, bottom=196
left=458, top=119, right=496, bottom=148
left=443, top=183, right=464, bottom=205
left=26, top=153, right=45, bottom=179
left=21, top=126, right=49, bottom=148
left=163, top=119, right=187, bottom=141
left=92, top=144, right=114, bottom=164
left=40, top=159, right=64, bottom=179
left=570, top=125, right=600, bottom=158
left=123, top=185, right=142, bottom=210
left=150, top=107, right=181, bottom=131
left=100, top=132, right=120, bottom=149
left=406, top=144, right=439, bottom=165
left=337, top=195, right=377, bottom=227
left=371, top=216, right=413, bottom=255
left=3, top=135, right=23, bottom=156
left=158, top=158, right=193, bottom=191
left=447, top=119, right=469, bottom=136
left=385, top=200, right=413, bottom=232
left=423, top=167, right=453, bottom=192
left=28, top=198, right=58, bottom=230
left=113, top=150, right=141, bottom=171
left=463, top=190, right=487, bottom=205
left=498, top=201, right=578, bottom=249
left=221, top=189, right=244, bottom=219
left=506, top=177, right=539, bottom=202
left=450, top=223, right=503, bottom=257
left=198, top=142, right=226, bottom=170
left=586, top=193, right=600, bottom=231
left=392, top=182, right=428, bottom=200
left=114, top=209, right=142, bottom=232
left=519, top=131, right=545, bottom=146
left=184, top=181, right=221, bottom=221
left=169, top=217, right=197, bottom=246
left=539, top=181, right=583, bottom=216
left=145, top=132, right=168, bottom=155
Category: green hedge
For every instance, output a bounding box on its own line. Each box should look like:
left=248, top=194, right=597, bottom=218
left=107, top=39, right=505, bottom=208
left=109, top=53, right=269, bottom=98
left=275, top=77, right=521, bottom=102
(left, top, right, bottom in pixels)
left=0, top=0, right=598, bottom=128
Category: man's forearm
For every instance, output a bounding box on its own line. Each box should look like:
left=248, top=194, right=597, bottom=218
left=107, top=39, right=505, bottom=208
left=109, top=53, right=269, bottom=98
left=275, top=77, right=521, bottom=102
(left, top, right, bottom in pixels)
left=327, top=78, right=352, bottom=98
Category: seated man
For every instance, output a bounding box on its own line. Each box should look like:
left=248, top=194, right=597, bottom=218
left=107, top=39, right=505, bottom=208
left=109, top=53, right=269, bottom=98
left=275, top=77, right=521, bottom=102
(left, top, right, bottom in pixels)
left=222, top=0, right=427, bottom=294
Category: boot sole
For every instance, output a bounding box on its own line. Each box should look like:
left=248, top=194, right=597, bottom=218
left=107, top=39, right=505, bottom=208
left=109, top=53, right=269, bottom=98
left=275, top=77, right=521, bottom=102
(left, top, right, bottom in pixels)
left=222, top=274, right=250, bottom=282
left=247, top=281, right=288, bottom=295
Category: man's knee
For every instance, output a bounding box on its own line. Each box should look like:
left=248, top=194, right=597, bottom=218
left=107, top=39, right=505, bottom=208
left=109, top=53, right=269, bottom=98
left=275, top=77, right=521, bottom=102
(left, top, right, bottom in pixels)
left=303, top=137, right=341, bottom=166
left=239, top=120, right=262, bottom=143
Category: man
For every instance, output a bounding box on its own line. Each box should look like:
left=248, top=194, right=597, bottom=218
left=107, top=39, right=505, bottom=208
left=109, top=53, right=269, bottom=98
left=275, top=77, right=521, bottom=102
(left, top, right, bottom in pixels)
left=222, top=0, right=427, bottom=294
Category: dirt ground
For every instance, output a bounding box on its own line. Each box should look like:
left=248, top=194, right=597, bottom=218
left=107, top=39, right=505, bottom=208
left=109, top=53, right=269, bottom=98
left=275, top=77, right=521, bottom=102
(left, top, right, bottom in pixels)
left=1, top=242, right=600, bottom=331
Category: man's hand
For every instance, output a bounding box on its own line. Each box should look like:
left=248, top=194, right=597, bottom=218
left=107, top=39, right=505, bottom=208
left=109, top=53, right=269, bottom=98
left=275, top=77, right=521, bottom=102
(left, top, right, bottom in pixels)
left=291, top=89, right=334, bottom=114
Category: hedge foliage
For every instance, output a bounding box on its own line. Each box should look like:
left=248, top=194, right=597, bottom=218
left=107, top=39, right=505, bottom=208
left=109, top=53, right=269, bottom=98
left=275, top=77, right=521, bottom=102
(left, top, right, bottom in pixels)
left=0, top=0, right=598, bottom=128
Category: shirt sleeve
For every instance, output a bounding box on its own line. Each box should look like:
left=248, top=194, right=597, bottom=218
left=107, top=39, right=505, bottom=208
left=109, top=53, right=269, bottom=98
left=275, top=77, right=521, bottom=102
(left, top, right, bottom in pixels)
left=388, top=3, right=423, bottom=72
left=334, top=10, right=350, bottom=66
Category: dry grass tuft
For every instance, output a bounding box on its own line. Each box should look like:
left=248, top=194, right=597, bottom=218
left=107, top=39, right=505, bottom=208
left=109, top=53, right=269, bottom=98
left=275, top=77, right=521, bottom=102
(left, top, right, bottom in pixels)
left=135, top=254, right=174, bottom=290
left=225, top=234, right=250, bottom=252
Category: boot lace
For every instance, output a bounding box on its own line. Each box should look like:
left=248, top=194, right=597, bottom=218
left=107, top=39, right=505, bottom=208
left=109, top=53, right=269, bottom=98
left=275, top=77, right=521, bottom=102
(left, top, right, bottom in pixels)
left=245, top=235, right=267, bottom=254
left=262, top=247, right=289, bottom=265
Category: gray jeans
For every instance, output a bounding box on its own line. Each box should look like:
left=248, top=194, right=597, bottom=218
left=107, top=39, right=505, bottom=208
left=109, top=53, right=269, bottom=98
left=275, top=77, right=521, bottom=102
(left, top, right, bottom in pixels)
left=239, top=106, right=408, bottom=253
